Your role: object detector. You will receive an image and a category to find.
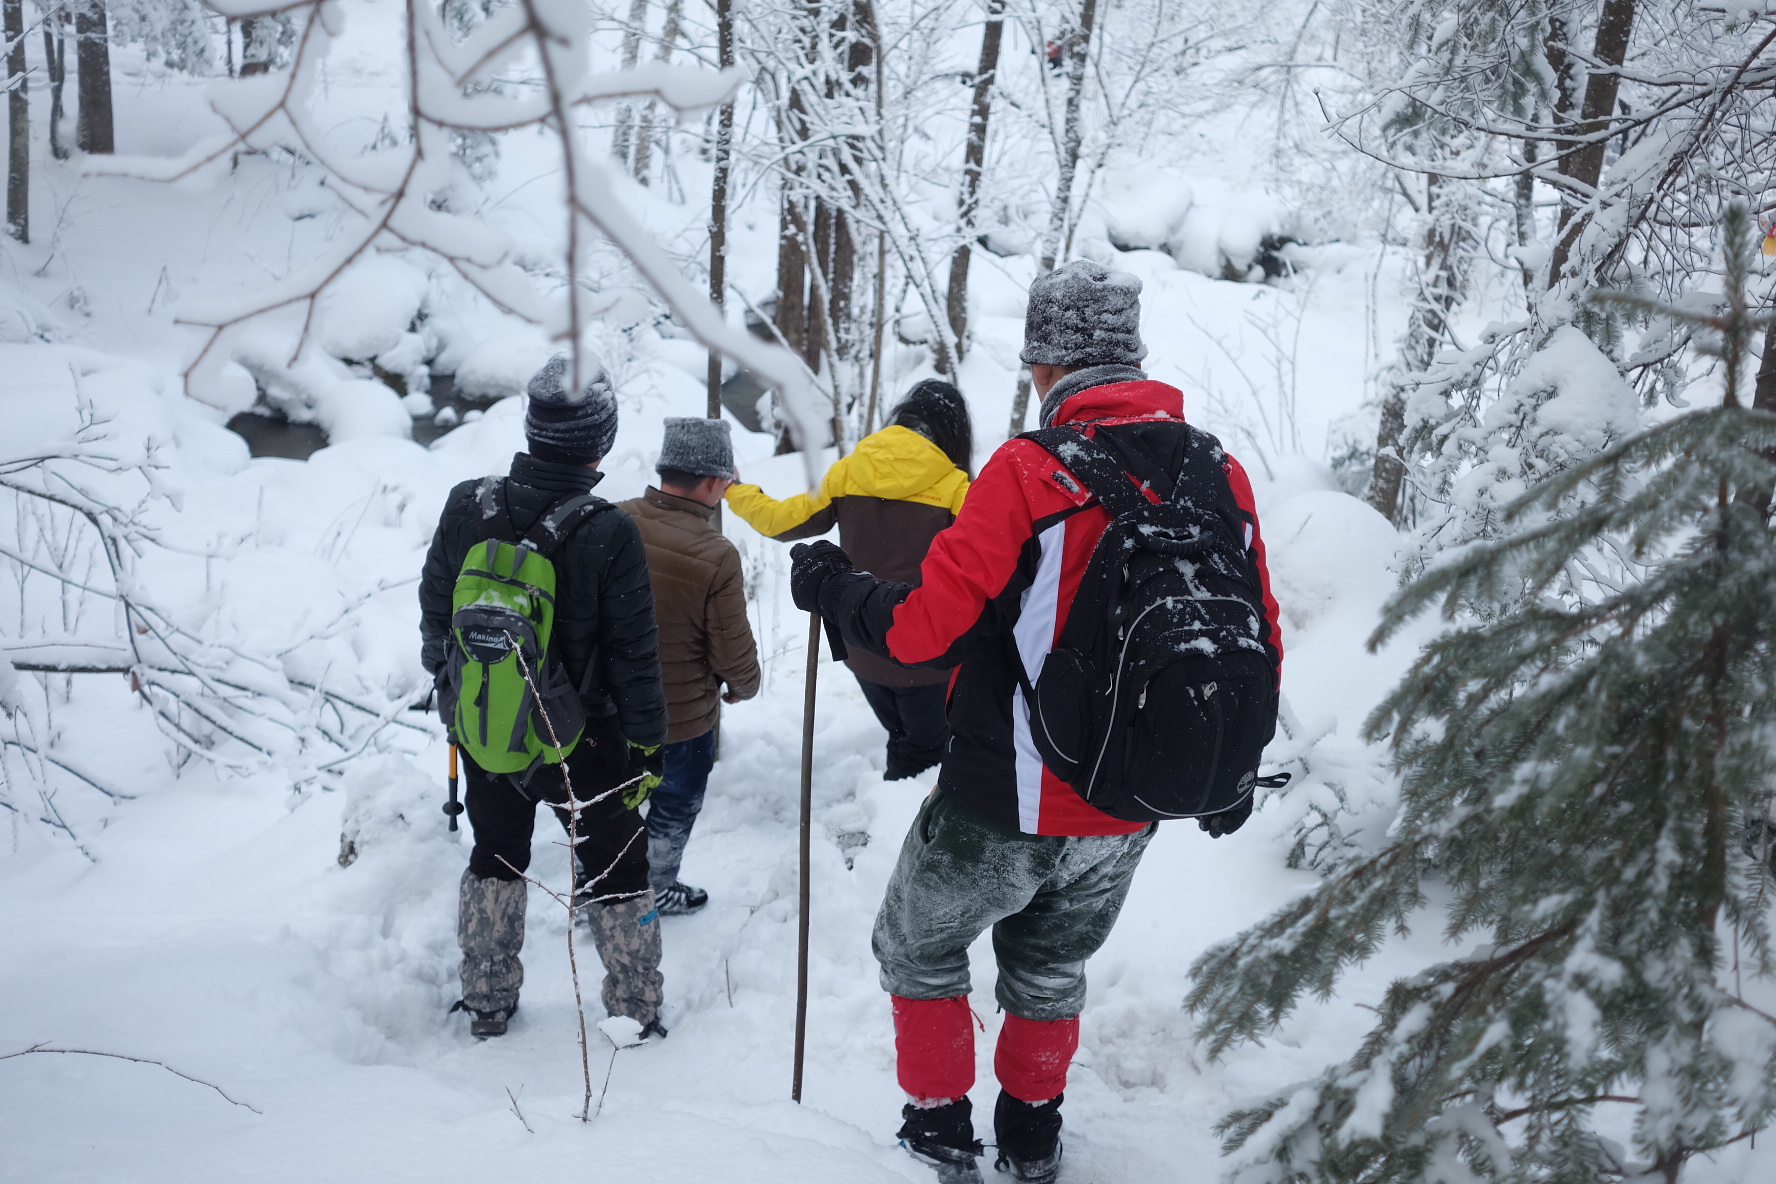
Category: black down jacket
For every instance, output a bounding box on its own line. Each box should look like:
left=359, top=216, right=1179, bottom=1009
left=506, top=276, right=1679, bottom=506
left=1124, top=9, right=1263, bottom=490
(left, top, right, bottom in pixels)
left=419, top=452, right=669, bottom=749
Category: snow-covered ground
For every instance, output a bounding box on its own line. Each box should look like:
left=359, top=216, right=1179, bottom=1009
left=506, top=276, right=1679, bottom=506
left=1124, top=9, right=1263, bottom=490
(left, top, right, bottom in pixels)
left=5, top=5, right=1770, bottom=1182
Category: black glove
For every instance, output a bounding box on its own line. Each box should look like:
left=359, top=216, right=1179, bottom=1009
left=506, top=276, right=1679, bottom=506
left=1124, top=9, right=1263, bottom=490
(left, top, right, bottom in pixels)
left=1199, top=795, right=1253, bottom=839
left=790, top=540, right=855, bottom=613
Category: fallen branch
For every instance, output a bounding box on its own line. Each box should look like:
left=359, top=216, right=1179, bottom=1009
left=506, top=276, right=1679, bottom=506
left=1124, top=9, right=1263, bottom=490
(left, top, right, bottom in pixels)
left=0, top=1042, right=262, bottom=1114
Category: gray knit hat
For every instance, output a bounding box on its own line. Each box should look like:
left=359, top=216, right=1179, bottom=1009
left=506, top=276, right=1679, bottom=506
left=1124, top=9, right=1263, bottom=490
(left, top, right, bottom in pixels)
left=1019, top=260, right=1148, bottom=367
left=525, top=354, right=618, bottom=464
left=656, top=416, right=735, bottom=480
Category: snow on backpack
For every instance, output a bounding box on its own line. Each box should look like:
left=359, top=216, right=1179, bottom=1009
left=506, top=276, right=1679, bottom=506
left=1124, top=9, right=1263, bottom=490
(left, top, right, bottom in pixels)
left=443, top=479, right=613, bottom=782
left=1011, top=424, right=1284, bottom=823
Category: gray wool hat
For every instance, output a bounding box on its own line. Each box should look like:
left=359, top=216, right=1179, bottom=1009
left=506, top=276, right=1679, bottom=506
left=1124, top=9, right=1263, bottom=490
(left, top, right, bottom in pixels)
left=1019, top=259, right=1148, bottom=368
left=525, top=354, right=619, bottom=465
left=656, top=416, right=735, bottom=480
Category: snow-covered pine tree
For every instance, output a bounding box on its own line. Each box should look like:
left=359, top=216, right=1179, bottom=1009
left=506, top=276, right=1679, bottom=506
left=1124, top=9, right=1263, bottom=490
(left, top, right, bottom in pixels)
left=1188, top=203, right=1776, bottom=1184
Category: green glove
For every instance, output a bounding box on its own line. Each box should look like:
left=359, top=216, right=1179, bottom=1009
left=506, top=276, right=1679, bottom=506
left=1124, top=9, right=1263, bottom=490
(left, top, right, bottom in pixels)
left=623, top=742, right=664, bottom=809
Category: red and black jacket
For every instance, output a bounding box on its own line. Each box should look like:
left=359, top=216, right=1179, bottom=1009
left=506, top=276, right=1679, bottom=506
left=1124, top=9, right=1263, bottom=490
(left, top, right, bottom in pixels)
left=820, top=379, right=1283, bottom=836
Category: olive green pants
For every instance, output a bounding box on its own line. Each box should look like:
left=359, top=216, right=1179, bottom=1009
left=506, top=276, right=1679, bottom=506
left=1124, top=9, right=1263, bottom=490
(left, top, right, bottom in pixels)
left=871, top=790, right=1154, bottom=1021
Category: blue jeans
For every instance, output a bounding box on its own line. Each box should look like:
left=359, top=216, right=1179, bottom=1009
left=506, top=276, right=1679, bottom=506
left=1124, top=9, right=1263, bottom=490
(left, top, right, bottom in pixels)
left=645, top=729, right=718, bottom=892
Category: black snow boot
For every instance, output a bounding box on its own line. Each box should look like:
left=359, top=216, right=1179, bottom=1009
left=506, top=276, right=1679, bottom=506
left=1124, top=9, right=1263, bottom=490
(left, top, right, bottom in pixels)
left=993, top=1091, right=1063, bottom=1184
left=451, top=999, right=518, bottom=1038
left=655, top=881, right=709, bottom=916
left=899, top=1098, right=985, bottom=1184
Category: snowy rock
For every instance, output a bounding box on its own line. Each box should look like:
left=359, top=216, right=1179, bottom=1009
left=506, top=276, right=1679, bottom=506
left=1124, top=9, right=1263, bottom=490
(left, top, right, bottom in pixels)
left=0, top=277, right=64, bottom=343
left=315, top=256, right=429, bottom=362
left=1263, top=492, right=1401, bottom=631
left=189, top=359, right=260, bottom=416
left=314, top=379, right=413, bottom=442
left=1161, top=187, right=1296, bottom=281
left=336, top=754, right=446, bottom=868
left=452, top=329, right=557, bottom=400
left=1100, top=168, right=1194, bottom=252
left=1217, top=193, right=1291, bottom=276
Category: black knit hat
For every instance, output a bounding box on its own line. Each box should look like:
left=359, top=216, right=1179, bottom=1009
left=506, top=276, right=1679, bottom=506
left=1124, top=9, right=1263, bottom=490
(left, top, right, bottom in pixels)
left=525, top=354, right=618, bottom=465
left=1019, top=259, right=1147, bottom=368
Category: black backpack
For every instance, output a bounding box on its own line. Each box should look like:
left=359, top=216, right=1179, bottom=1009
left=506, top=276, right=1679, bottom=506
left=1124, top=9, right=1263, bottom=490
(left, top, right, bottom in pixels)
left=1010, top=423, right=1283, bottom=823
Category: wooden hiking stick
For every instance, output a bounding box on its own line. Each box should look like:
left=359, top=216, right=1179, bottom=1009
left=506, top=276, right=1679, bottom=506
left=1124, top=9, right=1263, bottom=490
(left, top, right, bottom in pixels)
left=793, top=610, right=818, bottom=1103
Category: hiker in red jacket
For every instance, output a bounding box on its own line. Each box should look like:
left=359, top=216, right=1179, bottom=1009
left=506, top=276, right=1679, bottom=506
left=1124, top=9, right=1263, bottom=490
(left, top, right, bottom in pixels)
left=789, top=260, right=1282, bottom=1184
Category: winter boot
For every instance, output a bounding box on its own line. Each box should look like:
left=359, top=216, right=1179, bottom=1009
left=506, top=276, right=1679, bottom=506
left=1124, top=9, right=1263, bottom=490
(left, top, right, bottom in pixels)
left=582, top=890, right=665, bottom=1027
left=458, top=868, right=526, bottom=1019
left=655, top=881, right=709, bottom=916
left=451, top=1000, right=520, bottom=1038
left=992, top=1091, right=1063, bottom=1184
left=898, top=1098, right=985, bottom=1184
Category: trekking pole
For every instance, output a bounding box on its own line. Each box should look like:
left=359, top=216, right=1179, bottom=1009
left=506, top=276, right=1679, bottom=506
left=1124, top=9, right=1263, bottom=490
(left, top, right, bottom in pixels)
left=444, top=743, right=463, bottom=831
left=792, top=610, right=818, bottom=1103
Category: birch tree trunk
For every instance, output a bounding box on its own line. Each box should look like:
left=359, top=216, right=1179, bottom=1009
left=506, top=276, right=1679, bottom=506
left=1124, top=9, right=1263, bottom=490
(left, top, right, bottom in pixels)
left=946, top=0, right=1006, bottom=358
left=75, top=0, right=114, bottom=154
left=631, top=0, right=683, bottom=183
left=610, top=0, right=650, bottom=166
left=4, top=0, right=25, bottom=242
left=1008, top=0, right=1100, bottom=435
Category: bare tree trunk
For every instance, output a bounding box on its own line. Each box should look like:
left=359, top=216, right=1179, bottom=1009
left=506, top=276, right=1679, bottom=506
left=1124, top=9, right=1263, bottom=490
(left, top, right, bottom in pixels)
left=1009, top=0, right=1099, bottom=435
left=610, top=0, right=650, bottom=165
left=44, top=7, right=69, bottom=162
left=5, top=0, right=25, bottom=242
left=75, top=0, right=113, bottom=154
left=946, top=0, right=1006, bottom=359
left=772, top=0, right=821, bottom=452
left=807, top=197, right=833, bottom=373
left=1755, top=320, right=1776, bottom=415
left=631, top=0, right=683, bottom=183
left=866, top=230, right=886, bottom=431
left=238, top=16, right=272, bottom=77
left=1038, top=0, right=1097, bottom=274
left=1549, top=0, right=1637, bottom=286
left=706, top=0, right=735, bottom=423
left=827, top=0, right=876, bottom=371
left=1513, top=137, right=1536, bottom=294
left=1366, top=174, right=1472, bottom=524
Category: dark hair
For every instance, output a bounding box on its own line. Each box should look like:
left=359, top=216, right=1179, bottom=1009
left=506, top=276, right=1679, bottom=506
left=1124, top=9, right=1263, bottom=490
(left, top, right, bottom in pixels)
left=657, top=467, right=704, bottom=489
left=888, top=379, right=974, bottom=478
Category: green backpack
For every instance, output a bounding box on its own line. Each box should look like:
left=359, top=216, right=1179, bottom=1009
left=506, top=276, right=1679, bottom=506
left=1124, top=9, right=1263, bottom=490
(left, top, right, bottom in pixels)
left=444, top=478, right=613, bottom=782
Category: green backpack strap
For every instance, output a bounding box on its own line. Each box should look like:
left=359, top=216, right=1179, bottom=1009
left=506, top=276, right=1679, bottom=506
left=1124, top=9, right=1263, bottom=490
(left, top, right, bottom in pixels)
left=525, top=493, right=615, bottom=702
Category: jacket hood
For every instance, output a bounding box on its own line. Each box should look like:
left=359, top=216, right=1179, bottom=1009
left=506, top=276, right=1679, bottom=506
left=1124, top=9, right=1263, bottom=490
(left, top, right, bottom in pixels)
left=846, top=425, right=965, bottom=499
left=1052, top=378, right=1185, bottom=427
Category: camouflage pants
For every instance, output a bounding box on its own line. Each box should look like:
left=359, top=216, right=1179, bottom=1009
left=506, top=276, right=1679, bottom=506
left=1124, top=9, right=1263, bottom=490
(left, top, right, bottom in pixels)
left=457, top=727, right=664, bottom=1022
left=872, top=790, right=1154, bottom=1021
left=458, top=869, right=664, bottom=1023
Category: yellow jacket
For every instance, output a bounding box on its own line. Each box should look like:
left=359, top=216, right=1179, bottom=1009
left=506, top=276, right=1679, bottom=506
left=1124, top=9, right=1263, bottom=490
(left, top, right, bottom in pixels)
left=724, top=425, right=970, bottom=539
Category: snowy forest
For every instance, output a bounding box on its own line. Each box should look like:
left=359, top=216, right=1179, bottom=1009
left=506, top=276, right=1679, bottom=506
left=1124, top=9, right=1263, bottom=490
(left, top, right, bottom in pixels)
left=3, top=0, right=1775, bottom=1181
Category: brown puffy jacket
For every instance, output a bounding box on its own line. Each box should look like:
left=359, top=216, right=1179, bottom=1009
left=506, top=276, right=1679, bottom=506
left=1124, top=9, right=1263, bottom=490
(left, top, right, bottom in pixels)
left=724, top=426, right=969, bottom=688
left=618, top=487, right=761, bottom=743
